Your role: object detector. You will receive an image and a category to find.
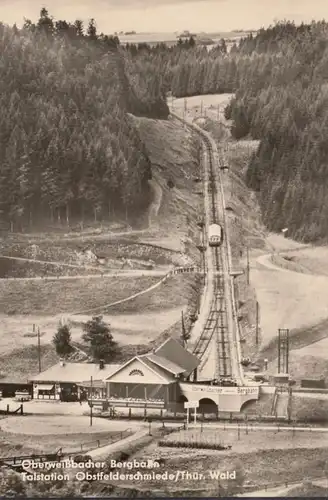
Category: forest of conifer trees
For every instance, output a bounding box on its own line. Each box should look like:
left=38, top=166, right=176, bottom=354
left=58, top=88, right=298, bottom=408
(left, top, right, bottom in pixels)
left=0, top=9, right=171, bottom=232
left=128, top=21, right=328, bottom=242
left=2, top=12, right=328, bottom=241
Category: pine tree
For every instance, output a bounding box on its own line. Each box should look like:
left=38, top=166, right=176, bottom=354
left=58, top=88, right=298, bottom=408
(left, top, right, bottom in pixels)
left=53, top=324, right=73, bottom=357
left=82, top=316, right=118, bottom=361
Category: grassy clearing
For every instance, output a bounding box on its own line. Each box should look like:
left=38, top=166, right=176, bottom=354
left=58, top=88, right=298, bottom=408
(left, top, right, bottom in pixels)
left=0, top=276, right=158, bottom=315
left=135, top=445, right=328, bottom=492
left=0, top=344, right=58, bottom=382
left=0, top=416, right=131, bottom=455
left=107, top=274, right=199, bottom=314
left=160, top=428, right=328, bottom=453
left=291, top=395, right=328, bottom=423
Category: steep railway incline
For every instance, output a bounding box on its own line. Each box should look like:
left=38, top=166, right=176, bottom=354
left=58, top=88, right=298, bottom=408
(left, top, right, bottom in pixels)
left=171, top=112, right=244, bottom=385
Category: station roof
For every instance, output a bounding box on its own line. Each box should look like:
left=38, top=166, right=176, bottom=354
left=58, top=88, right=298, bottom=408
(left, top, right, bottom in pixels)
left=30, top=362, right=121, bottom=384
left=29, top=338, right=200, bottom=386
left=144, top=354, right=185, bottom=375
left=154, top=337, right=200, bottom=375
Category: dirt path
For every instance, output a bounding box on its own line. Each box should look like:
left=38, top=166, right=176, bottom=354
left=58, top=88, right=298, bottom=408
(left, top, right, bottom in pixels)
left=88, top=428, right=149, bottom=461
left=72, top=271, right=170, bottom=315
left=256, top=253, right=296, bottom=273
left=1, top=270, right=169, bottom=282
left=148, top=178, right=163, bottom=228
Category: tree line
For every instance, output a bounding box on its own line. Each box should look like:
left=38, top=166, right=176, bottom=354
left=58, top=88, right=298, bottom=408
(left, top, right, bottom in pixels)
left=4, top=9, right=326, bottom=241
left=0, top=9, right=169, bottom=232
left=128, top=20, right=328, bottom=242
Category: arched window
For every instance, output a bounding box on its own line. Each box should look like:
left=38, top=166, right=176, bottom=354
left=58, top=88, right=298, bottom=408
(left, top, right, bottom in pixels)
left=129, top=369, right=144, bottom=376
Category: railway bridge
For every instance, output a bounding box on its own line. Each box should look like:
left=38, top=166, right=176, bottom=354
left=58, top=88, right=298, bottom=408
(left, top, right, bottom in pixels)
left=179, top=383, right=259, bottom=413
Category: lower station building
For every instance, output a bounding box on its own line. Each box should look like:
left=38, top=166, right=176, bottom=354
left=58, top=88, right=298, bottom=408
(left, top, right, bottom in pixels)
left=30, top=337, right=259, bottom=412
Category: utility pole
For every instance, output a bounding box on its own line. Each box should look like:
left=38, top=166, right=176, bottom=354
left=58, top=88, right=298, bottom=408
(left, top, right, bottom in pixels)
left=90, top=376, right=93, bottom=427
left=255, top=301, right=259, bottom=345
left=181, top=311, right=186, bottom=346
left=37, top=327, right=41, bottom=373
left=246, top=246, right=250, bottom=285
left=184, top=98, right=187, bottom=128
left=200, top=100, right=203, bottom=117
left=278, top=329, right=289, bottom=373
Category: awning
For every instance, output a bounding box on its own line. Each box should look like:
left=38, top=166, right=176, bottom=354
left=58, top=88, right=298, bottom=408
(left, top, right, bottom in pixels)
left=37, top=384, right=55, bottom=391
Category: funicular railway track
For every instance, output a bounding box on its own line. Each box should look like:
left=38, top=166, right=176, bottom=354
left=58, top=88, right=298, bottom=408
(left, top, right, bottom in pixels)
left=193, top=135, right=232, bottom=379
left=171, top=111, right=243, bottom=384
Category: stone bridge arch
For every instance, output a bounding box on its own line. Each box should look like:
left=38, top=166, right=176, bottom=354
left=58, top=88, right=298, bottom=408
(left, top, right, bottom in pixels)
left=198, top=397, right=218, bottom=415
left=239, top=397, right=259, bottom=413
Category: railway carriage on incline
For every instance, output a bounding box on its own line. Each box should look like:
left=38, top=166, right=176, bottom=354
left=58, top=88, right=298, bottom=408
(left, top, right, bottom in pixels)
left=208, top=223, right=223, bottom=247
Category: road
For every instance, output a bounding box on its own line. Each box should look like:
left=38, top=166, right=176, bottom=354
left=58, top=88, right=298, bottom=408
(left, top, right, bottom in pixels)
left=1, top=270, right=169, bottom=281
left=0, top=254, right=171, bottom=278
left=172, top=112, right=244, bottom=384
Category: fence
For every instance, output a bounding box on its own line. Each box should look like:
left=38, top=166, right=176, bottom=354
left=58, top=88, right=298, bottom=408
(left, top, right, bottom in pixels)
left=0, top=404, right=23, bottom=415
left=61, top=428, right=132, bottom=455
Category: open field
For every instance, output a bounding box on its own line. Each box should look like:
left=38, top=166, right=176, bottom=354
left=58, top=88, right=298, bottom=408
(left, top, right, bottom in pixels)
left=160, top=427, right=328, bottom=453
left=0, top=306, right=183, bottom=356
left=290, top=395, right=328, bottom=422
left=0, top=305, right=186, bottom=380
left=0, top=416, right=131, bottom=455
left=106, top=274, right=199, bottom=314
left=0, top=276, right=159, bottom=315
left=118, top=30, right=251, bottom=47
left=271, top=246, right=328, bottom=276
left=172, top=93, right=233, bottom=127
left=118, top=442, right=328, bottom=493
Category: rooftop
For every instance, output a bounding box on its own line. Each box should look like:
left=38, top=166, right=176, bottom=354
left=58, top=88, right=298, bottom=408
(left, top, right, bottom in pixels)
left=144, top=353, right=185, bottom=376
left=30, top=362, right=121, bottom=384
left=154, top=338, right=200, bottom=375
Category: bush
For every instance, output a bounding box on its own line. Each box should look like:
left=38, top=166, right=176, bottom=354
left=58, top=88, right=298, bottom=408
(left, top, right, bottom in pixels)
left=158, top=440, right=228, bottom=450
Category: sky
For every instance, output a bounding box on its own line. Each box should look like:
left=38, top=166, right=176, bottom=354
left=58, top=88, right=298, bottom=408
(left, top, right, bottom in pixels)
left=0, top=0, right=327, bottom=34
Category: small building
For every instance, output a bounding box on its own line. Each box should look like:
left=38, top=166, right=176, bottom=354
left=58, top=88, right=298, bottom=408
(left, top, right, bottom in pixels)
left=0, top=382, right=32, bottom=398
left=30, top=360, right=121, bottom=402
left=104, top=338, right=200, bottom=406
left=29, top=338, right=200, bottom=406
left=301, top=378, right=325, bottom=389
